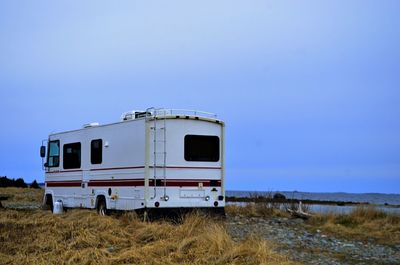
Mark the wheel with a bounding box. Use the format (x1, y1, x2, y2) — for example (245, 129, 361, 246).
(97, 199, 107, 216)
(44, 195, 53, 212)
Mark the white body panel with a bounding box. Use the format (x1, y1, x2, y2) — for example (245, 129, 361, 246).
(44, 111, 225, 212)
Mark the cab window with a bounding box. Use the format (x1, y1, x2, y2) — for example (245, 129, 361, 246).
(47, 140, 60, 167)
(63, 142, 81, 169)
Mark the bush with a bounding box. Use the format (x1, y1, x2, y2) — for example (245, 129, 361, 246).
(0, 176, 28, 188)
(15, 178, 27, 188)
(273, 193, 286, 200)
(334, 215, 360, 228)
(30, 180, 40, 189)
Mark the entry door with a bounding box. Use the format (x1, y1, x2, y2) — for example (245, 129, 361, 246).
(82, 170, 90, 208)
(63, 142, 85, 207)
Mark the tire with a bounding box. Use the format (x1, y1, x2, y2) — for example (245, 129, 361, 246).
(97, 198, 107, 216)
(44, 195, 53, 212)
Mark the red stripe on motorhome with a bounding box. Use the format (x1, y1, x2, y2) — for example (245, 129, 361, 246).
(90, 166, 145, 171)
(46, 170, 82, 174)
(46, 179, 221, 187)
(88, 179, 221, 187)
(46, 166, 221, 174)
(88, 179, 145, 187)
(151, 166, 222, 170)
(46, 181, 81, 187)
(149, 179, 221, 187)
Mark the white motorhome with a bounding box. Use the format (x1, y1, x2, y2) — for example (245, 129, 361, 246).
(40, 108, 225, 216)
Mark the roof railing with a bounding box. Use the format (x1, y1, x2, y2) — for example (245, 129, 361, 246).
(146, 108, 217, 119)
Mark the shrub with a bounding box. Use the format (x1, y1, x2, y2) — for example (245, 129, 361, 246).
(273, 193, 286, 200)
(30, 180, 40, 189)
(0, 176, 28, 188)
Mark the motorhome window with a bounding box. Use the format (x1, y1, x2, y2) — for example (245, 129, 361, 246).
(63, 142, 81, 169)
(184, 135, 220, 162)
(47, 140, 60, 167)
(91, 139, 102, 164)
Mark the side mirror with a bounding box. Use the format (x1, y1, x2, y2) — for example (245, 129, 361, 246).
(40, 146, 46, 158)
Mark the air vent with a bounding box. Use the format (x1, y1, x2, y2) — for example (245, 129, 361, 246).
(121, 110, 147, 121)
(83, 122, 99, 128)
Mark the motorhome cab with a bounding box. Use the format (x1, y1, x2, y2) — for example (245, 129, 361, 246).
(40, 108, 225, 216)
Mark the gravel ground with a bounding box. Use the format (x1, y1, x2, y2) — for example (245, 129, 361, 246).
(226, 214, 400, 265)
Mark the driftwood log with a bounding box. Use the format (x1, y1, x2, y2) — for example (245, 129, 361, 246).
(287, 201, 313, 219)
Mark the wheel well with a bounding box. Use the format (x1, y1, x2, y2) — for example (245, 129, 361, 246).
(45, 194, 53, 206)
(96, 195, 106, 209)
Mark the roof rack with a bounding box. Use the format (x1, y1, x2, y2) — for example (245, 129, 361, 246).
(145, 108, 217, 119)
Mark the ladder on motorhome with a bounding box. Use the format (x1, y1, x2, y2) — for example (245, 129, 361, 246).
(146, 108, 167, 200)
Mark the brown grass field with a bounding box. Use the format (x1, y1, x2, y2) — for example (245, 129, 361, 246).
(225, 204, 290, 218)
(305, 205, 400, 246)
(226, 203, 400, 246)
(0, 187, 44, 207)
(0, 188, 298, 265)
(1, 187, 399, 264)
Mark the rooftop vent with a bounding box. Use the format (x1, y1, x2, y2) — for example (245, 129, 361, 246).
(83, 122, 100, 128)
(121, 110, 147, 121)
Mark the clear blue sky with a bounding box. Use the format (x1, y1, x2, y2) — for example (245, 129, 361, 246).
(1, 1, 399, 193)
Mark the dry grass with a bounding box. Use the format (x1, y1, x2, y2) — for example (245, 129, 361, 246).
(0, 187, 44, 207)
(0, 210, 298, 265)
(306, 205, 400, 245)
(227, 203, 400, 246)
(226, 204, 290, 218)
(0, 187, 299, 265)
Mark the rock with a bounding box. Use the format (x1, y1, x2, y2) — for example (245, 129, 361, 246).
(290, 218, 304, 225)
(273, 193, 286, 200)
(342, 243, 355, 248)
(107, 246, 115, 253)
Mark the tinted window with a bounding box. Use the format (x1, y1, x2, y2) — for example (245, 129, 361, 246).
(47, 140, 60, 167)
(184, 135, 220, 162)
(91, 139, 102, 164)
(63, 142, 81, 169)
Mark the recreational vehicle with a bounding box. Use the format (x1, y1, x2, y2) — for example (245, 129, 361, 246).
(40, 108, 225, 216)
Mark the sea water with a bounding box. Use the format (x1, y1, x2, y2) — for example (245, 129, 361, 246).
(226, 190, 400, 214)
(226, 190, 400, 205)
